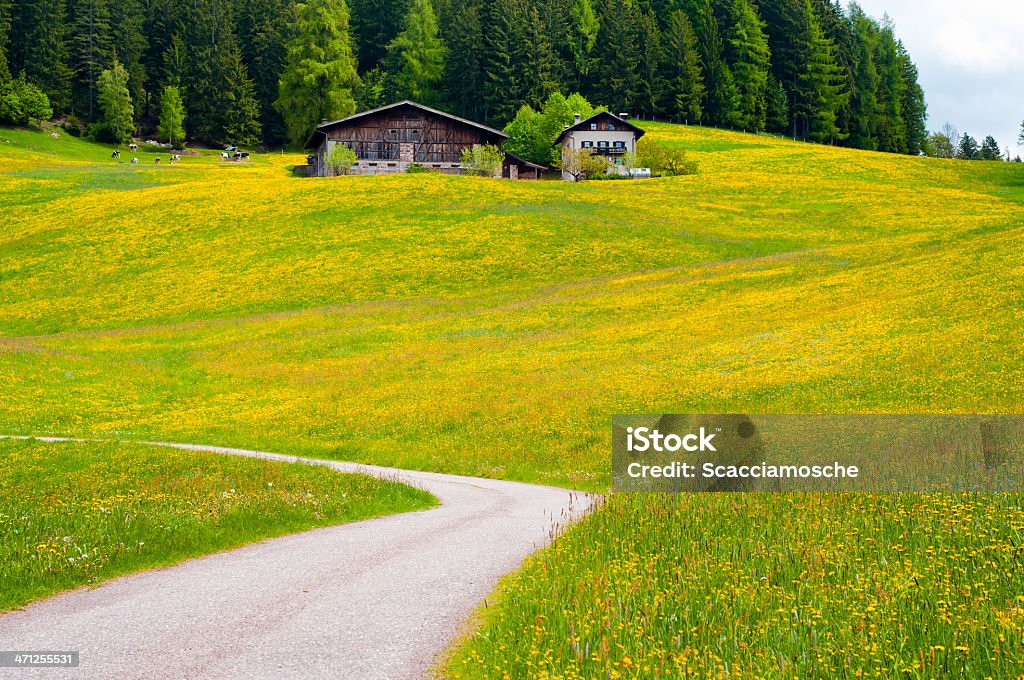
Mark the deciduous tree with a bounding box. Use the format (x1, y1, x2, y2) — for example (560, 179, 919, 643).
(276, 0, 360, 145)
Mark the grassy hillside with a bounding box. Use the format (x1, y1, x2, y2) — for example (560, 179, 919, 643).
(1, 123, 1021, 486)
(3, 122, 1024, 675)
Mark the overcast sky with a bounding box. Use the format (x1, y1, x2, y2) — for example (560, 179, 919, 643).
(850, 0, 1024, 155)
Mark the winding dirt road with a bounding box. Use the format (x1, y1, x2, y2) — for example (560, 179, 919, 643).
(0, 439, 595, 679)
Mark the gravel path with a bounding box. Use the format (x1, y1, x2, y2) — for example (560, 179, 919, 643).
(0, 439, 595, 679)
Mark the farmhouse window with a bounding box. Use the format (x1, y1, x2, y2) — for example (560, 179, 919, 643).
(609, 124, 616, 130)
(614, 141, 625, 148)
(590, 123, 597, 130)
(598, 141, 609, 148)
(582, 141, 593, 148)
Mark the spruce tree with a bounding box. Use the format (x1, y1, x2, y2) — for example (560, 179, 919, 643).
(222, 47, 262, 145)
(157, 84, 185, 146)
(69, 0, 113, 119)
(568, 0, 599, 90)
(873, 17, 906, 153)
(765, 74, 788, 131)
(10, 0, 72, 110)
(162, 34, 187, 90)
(679, 0, 737, 127)
(846, 4, 879, 149)
(979, 135, 1001, 161)
(718, 0, 770, 131)
(97, 60, 134, 142)
(276, 0, 360, 145)
(957, 133, 979, 160)
(248, 18, 289, 146)
(0, 0, 11, 80)
(661, 9, 704, 124)
(591, 0, 640, 114)
(387, 0, 446, 104)
(350, 0, 411, 70)
(898, 43, 926, 155)
(635, 9, 662, 119)
(441, 0, 484, 119)
(108, 0, 146, 119)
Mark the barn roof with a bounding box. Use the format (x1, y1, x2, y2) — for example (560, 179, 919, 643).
(553, 111, 646, 145)
(304, 100, 508, 148)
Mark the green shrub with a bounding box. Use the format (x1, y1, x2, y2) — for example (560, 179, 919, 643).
(325, 143, 357, 176)
(460, 143, 504, 177)
(637, 137, 698, 176)
(0, 75, 53, 126)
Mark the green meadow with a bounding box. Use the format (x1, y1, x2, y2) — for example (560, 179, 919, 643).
(0, 438, 434, 612)
(2, 122, 1024, 675)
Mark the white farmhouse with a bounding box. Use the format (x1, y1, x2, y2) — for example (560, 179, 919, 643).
(555, 111, 646, 181)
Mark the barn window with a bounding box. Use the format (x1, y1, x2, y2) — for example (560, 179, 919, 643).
(411, 130, 420, 140)
(389, 129, 399, 140)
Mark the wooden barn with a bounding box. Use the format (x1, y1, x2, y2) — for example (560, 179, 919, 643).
(304, 100, 540, 178)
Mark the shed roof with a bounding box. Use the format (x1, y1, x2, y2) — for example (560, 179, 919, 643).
(503, 151, 548, 171)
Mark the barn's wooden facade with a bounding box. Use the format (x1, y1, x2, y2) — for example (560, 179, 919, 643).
(305, 101, 518, 177)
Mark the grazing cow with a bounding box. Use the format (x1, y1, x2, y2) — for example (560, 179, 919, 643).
(131, 157, 139, 164)
(221, 152, 230, 161)
(155, 158, 161, 165)
(169, 155, 181, 164)
(111, 150, 121, 159)
(129, 143, 138, 151)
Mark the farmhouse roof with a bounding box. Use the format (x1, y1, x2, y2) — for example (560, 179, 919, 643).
(304, 100, 509, 148)
(553, 111, 646, 145)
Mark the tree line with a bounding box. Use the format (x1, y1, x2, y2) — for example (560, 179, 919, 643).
(0, 0, 929, 154)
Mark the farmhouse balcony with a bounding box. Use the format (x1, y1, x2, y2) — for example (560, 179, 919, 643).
(591, 147, 627, 156)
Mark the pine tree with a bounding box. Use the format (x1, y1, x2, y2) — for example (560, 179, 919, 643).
(568, 0, 599, 90)
(247, 17, 289, 145)
(97, 60, 134, 142)
(805, 6, 847, 144)
(0, 0, 11, 80)
(846, 4, 879, 149)
(957, 133, 979, 161)
(898, 42, 926, 155)
(350, 0, 410, 70)
(661, 9, 704, 123)
(634, 9, 662, 119)
(591, 0, 640, 114)
(69, 0, 113, 118)
(873, 17, 906, 153)
(679, 0, 737, 127)
(480, 0, 558, 125)
(276, 0, 360, 145)
(110, 0, 146, 118)
(441, 0, 484, 119)
(9, 0, 72, 110)
(765, 74, 788, 131)
(222, 47, 262, 145)
(162, 34, 187, 90)
(181, 0, 237, 144)
(979, 135, 1001, 161)
(387, 0, 446, 104)
(811, 0, 853, 136)
(157, 84, 185, 145)
(718, 0, 770, 131)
